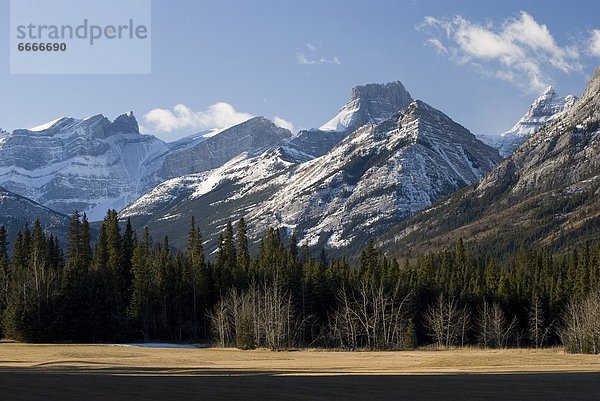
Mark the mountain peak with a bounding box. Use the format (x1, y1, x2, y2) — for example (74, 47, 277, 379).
(503, 86, 576, 138)
(350, 81, 411, 102)
(320, 80, 413, 132)
(108, 112, 140, 136)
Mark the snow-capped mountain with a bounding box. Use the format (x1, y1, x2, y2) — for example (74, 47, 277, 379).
(252, 100, 501, 250)
(289, 81, 414, 157)
(120, 147, 299, 246)
(478, 87, 576, 157)
(320, 81, 413, 132)
(156, 116, 292, 178)
(389, 68, 600, 255)
(0, 115, 292, 221)
(123, 97, 501, 252)
(0, 113, 168, 221)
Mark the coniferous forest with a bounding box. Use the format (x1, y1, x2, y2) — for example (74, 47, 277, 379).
(1, 210, 600, 354)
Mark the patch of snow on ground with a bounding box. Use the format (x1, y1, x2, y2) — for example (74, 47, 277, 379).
(110, 343, 208, 349)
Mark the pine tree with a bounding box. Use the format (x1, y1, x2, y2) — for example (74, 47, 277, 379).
(129, 227, 153, 340)
(236, 217, 250, 272)
(186, 217, 207, 339)
(224, 220, 237, 271)
(0, 226, 9, 337)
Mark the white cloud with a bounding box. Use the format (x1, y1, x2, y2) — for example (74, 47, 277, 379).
(272, 116, 295, 132)
(306, 43, 317, 51)
(419, 11, 583, 93)
(143, 102, 295, 141)
(144, 103, 253, 136)
(296, 52, 341, 66)
(590, 29, 600, 57)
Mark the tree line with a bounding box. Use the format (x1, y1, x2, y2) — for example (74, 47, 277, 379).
(0, 210, 599, 353)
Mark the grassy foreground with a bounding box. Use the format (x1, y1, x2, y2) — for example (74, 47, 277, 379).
(1, 344, 599, 376)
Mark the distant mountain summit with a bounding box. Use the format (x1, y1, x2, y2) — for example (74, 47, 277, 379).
(290, 81, 414, 157)
(478, 86, 576, 157)
(320, 81, 414, 132)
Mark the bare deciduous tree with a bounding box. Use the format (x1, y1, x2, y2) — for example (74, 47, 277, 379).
(561, 289, 600, 354)
(478, 301, 517, 348)
(424, 294, 470, 349)
(329, 281, 413, 350)
(528, 295, 553, 349)
(208, 278, 304, 350)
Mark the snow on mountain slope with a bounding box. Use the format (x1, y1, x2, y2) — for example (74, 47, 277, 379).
(156, 117, 292, 179)
(0, 113, 169, 221)
(120, 147, 298, 248)
(0, 115, 293, 221)
(124, 99, 501, 252)
(29, 117, 67, 132)
(290, 81, 414, 158)
(478, 87, 576, 157)
(388, 68, 600, 255)
(251, 100, 501, 249)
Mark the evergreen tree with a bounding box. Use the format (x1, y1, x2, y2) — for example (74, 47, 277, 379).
(129, 227, 154, 340)
(0, 226, 9, 337)
(186, 217, 207, 339)
(236, 217, 250, 272)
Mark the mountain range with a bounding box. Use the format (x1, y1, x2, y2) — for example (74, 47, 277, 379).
(1, 69, 598, 258)
(120, 86, 500, 252)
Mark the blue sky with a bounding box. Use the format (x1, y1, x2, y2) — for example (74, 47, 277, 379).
(1, 0, 599, 141)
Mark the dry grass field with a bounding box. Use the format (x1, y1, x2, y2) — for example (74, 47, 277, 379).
(1, 344, 600, 400)
(0, 343, 599, 375)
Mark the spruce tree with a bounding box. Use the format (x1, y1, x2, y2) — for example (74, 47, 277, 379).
(236, 217, 250, 272)
(186, 217, 207, 339)
(0, 226, 9, 336)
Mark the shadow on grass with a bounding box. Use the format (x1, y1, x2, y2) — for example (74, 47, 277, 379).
(0, 367, 599, 401)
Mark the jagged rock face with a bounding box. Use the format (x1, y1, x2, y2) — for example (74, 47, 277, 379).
(288, 129, 347, 158)
(120, 147, 297, 250)
(0, 115, 293, 221)
(123, 99, 501, 252)
(478, 87, 576, 157)
(253, 100, 501, 249)
(480, 69, 600, 198)
(290, 81, 414, 158)
(389, 68, 600, 255)
(0, 186, 70, 244)
(0, 113, 169, 221)
(157, 117, 292, 178)
(320, 81, 414, 132)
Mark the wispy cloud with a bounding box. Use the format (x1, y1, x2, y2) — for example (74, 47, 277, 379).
(590, 29, 600, 57)
(142, 103, 295, 141)
(418, 12, 586, 93)
(296, 52, 341, 65)
(426, 38, 448, 54)
(296, 43, 341, 66)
